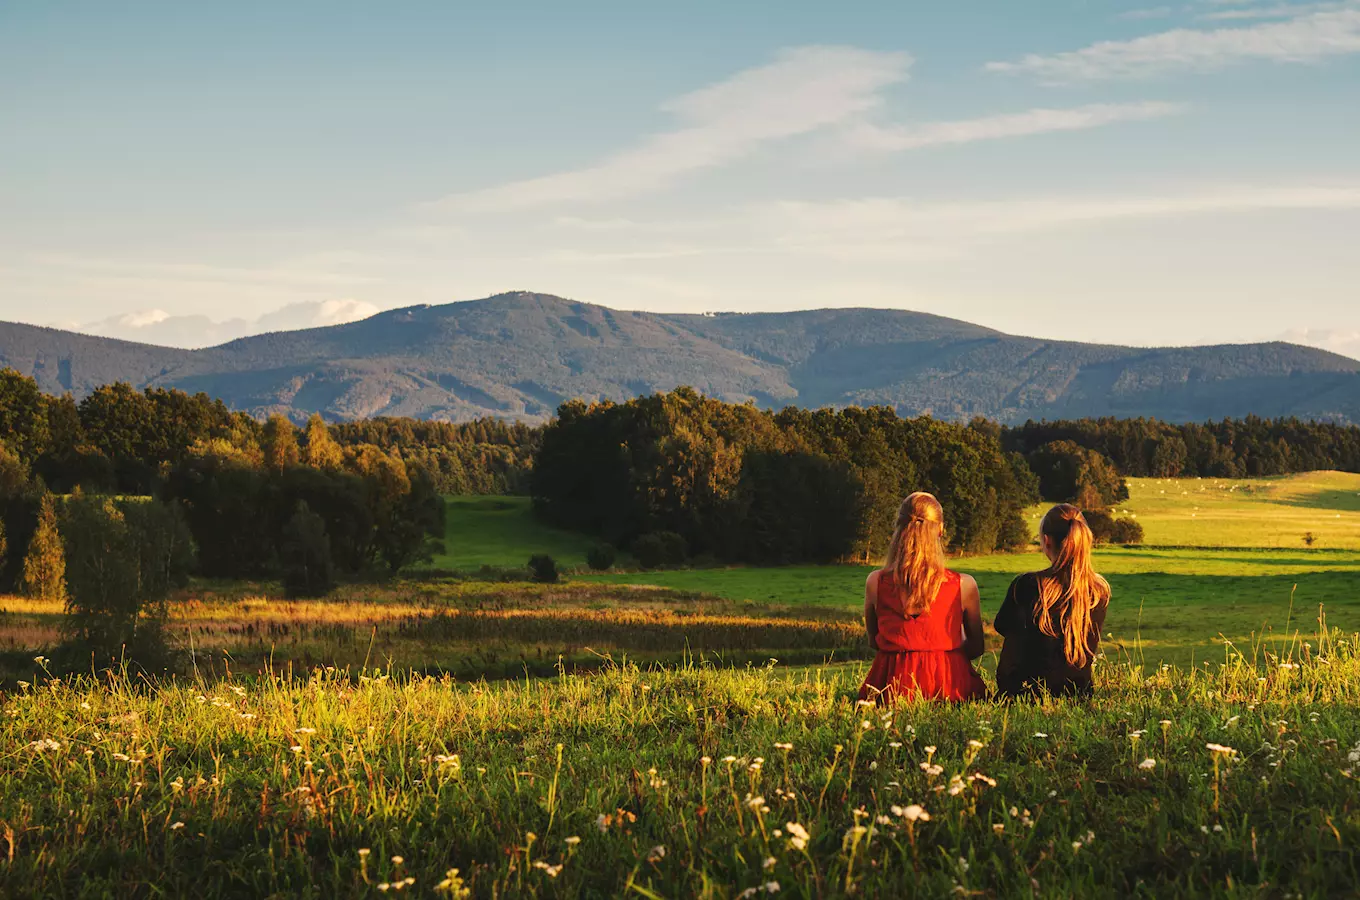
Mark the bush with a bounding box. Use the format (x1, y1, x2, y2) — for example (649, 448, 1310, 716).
(280, 502, 335, 598)
(586, 544, 617, 571)
(528, 554, 559, 584)
(633, 531, 688, 569)
(1084, 510, 1115, 544)
(1108, 517, 1145, 545)
(59, 494, 193, 663)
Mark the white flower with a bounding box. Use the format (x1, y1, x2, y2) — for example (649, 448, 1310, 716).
(565, 836, 581, 846)
(170, 822, 185, 831)
(1206, 743, 1238, 755)
(1033, 732, 1048, 739)
(901, 805, 930, 822)
(785, 822, 810, 850)
(1139, 758, 1157, 770)
(647, 845, 666, 863)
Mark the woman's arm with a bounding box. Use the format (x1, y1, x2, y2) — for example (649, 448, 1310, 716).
(863, 570, 881, 651)
(959, 574, 985, 660)
(993, 577, 1020, 637)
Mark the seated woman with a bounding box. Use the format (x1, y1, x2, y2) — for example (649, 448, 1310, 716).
(858, 492, 987, 704)
(995, 504, 1111, 699)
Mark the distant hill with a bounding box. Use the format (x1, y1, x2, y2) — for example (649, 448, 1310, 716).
(2, 291, 1357, 424)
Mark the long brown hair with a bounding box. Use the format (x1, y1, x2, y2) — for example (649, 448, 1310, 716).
(882, 492, 948, 615)
(1036, 504, 1111, 666)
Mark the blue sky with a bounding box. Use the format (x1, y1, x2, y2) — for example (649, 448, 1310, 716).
(2, 0, 1358, 354)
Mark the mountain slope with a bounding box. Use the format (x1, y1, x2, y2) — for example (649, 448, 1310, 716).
(2, 292, 1357, 424)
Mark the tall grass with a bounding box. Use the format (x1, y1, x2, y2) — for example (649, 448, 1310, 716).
(3, 621, 1358, 897)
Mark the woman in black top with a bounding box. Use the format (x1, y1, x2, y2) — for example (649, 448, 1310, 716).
(995, 504, 1111, 699)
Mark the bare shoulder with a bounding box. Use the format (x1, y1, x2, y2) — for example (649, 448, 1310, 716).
(958, 572, 979, 592)
(865, 569, 882, 589)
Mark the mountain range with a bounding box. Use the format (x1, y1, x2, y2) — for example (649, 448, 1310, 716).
(2, 291, 1358, 425)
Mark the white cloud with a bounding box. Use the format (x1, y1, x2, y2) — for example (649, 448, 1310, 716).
(1199, 2, 1347, 21)
(751, 183, 1360, 260)
(1119, 7, 1176, 21)
(75, 298, 380, 348)
(986, 6, 1360, 81)
(430, 46, 912, 212)
(1280, 327, 1360, 359)
(845, 101, 1188, 152)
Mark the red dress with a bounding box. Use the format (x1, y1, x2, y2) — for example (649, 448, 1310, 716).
(858, 569, 987, 703)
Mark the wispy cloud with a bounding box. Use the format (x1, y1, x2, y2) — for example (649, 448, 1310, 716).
(1198, 2, 1347, 21)
(986, 6, 1360, 81)
(845, 101, 1188, 152)
(753, 183, 1360, 259)
(1119, 7, 1176, 21)
(429, 46, 912, 212)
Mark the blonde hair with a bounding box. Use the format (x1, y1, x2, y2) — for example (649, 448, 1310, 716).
(1036, 504, 1111, 667)
(882, 492, 948, 616)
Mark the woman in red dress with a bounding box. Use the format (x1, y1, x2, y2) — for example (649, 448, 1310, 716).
(858, 492, 987, 704)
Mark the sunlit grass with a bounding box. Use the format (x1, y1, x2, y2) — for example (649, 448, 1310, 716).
(3, 630, 1359, 897)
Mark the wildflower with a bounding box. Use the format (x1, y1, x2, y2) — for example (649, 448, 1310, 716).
(171, 821, 185, 831)
(901, 805, 930, 822)
(773, 742, 793, 751)
(295, 727, 317, 735)
(971, 772, 997, 787)
(1072, 841, 1083, 852)
(1139, 758, 1157, 770)
(920, 763, 944, 777)
(700, 756, 711, 765)
(647, 845, 666, 863)
(33, 656, 48, 666)
(968, 739, 984, 749)
(888, 741, 902, 749)
(596, 814, 610, 833)
(358, 849, 371, 858)
(876, 815, 893, 825)
(992, 823, 1005, 834)
(1206, 743, 1238, 756)
(391, 856, 404, 866)
(722, 756, 737, 764)
(532, 861, 563, 877)
(1225, 716, 1240, 728)
(27, 738, 61, 753)
(565, 836, 581, 846)
(861, 720, 873, 731)
(785, 822, 810, 850)
(1033, 732, 1048, 739)
(924, 745, 937, 754)
(435, 869, 470, 897)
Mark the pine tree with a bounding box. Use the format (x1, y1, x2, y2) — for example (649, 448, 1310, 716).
(21, 492, 66, 602)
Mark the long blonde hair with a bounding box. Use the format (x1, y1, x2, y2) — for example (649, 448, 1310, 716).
(1036, 504, 1111, 666)
(882, 492, 948, 615)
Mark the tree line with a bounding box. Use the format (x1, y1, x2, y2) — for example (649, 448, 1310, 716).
(1000, 416, 1360, 479)
(531, 389, 1040, 566)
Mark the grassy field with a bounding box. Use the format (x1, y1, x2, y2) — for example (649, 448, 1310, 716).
(4, 474, 1360, 896)
(3, 644, 1358, 897)
(428, 497, 607, 570)
(1110, 471, 1360, 549)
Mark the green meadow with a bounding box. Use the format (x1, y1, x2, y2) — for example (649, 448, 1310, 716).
(4, 473, 1360, 897)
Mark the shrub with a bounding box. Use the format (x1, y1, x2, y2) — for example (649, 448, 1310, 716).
(528, 554, 559, 584)
(280, 502, 335, 598)
(59, 495, 193, 662)
(586, 544, 617, 571)
(21, 493, 66, 601)
(632, 531, 689, 569)
(1083, 509, 1115, 544)
(1303, 532, 1317, 547)
(1108, 518, 1145, 545)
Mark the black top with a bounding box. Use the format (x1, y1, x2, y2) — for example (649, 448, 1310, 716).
(994, 573, 1108, 699)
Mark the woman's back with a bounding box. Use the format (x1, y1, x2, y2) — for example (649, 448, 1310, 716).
(995, 572, 1109, 698)
(873, 569, 965, 652)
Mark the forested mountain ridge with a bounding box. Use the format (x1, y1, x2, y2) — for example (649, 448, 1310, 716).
(2, 291, 1357, 424)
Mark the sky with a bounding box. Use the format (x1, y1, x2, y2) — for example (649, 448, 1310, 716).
(2, 0, 1359, 356)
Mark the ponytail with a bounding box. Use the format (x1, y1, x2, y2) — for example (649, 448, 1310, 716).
(883, 492, 948, 615)
(1036, 504, 1111, 667)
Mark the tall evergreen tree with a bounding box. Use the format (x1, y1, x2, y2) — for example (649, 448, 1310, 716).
(21, 492, 66, 602)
